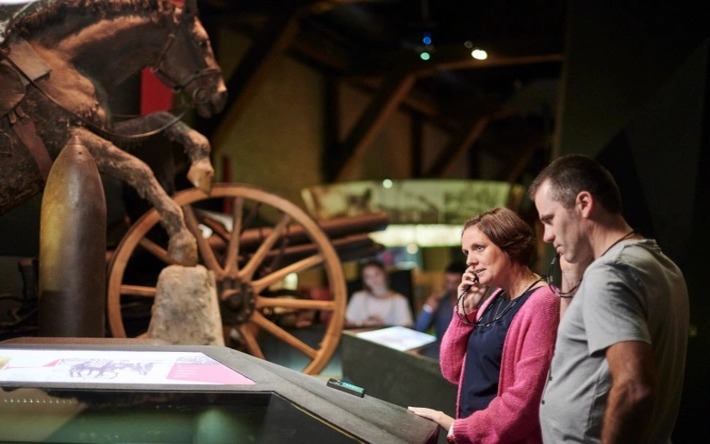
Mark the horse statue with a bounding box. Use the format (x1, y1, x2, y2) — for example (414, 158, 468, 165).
(0, 0, 227, 266)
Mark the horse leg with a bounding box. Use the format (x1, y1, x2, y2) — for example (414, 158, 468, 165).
(113, 112, 214, 194)
(71, 128, 198, 266)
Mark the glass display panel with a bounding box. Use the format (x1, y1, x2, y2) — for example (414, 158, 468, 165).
(0, 388, 361, 443)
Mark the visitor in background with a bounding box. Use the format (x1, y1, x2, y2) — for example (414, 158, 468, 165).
(345, 259, 413, 328)
(414, 261, 480, 359)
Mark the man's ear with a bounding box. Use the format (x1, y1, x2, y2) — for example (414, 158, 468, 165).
(575, 191, 594, 218)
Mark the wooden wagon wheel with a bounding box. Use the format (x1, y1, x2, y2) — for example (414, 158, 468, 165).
(107, 183, 346, 374)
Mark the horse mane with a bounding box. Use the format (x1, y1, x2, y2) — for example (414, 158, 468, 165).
(6, 0, 178, 40)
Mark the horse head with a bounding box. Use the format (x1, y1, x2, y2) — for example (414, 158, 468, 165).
(152, 0, 227, 118)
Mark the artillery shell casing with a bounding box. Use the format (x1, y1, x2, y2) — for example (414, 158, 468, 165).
(38, 136, 106, 337)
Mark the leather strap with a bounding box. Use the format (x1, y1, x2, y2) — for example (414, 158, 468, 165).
(12, 111, 52, 181)
(2, 39, 53, 181)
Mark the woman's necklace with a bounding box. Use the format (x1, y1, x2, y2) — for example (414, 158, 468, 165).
(492, 295, 512, 320)
(600, 229, 636, 257)
(476, 276, 543, 327)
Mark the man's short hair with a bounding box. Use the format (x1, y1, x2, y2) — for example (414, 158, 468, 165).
(528, 154, 623, 213)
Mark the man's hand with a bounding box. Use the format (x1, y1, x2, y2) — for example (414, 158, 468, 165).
(423, 293, 441, 312)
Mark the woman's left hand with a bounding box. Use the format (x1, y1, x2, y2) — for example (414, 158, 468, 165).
(407, 406, 453, 430)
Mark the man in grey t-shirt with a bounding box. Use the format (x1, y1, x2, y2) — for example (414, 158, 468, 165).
(528, 155, 689, 443)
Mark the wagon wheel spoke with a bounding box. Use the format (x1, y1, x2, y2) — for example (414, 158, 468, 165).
(251, 253, 325, 294)
(237, 324, 265, 359)
(251, 311, 317, 359)
(118, 285, 156, 298)
(239, 213, 291, 280)
(183, 205, 223, 273)
(196, 211, 230, 241)
(223, 196, 243, 276)
(138, 237, 173, 265)
(257, 297, 335, 312)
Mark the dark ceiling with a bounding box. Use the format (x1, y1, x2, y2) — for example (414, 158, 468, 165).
(200, 0, 568, 181)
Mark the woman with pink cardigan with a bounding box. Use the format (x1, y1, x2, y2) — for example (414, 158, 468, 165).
(409, 208, 559, 443)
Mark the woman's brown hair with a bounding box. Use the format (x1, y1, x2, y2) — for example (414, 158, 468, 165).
(462, 207, 535, 265)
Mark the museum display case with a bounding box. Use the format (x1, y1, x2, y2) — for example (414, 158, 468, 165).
(0, 339, 438, 443)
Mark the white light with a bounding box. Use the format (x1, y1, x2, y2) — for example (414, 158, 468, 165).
(369, 224, 464, 247)
(283, 273, 298, 290)
(197, 224, 213, 239)
(382, 179, 393, 189)
(471, 49, 488, 60)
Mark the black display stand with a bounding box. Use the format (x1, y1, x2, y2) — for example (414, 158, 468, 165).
(0, 338, 438, 444)
(341, 329, 457, 444)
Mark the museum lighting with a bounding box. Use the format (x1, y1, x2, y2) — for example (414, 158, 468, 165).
(421, 31, 432, 46)
(471, 48, 488, 60)
(369, 224, 463, 247)
(301, 179, 526, 247)
(416, 30, 434, 61)
(463, 41, 488, 60)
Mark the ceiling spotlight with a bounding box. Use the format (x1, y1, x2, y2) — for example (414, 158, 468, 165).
(471, 48, 488, 60)
(416, 30, 434, 61)
(422, 31, 432, 46)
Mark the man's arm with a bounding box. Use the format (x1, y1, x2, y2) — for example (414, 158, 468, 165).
(602, 340, 657, 444)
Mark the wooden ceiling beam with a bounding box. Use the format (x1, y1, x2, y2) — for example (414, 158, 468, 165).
(354, 46, 563, 78)
(424, 109, 520, 177)
(432, 52, 563, 73)
(504, 133, 548, 183)
(333, 69, 417, 182)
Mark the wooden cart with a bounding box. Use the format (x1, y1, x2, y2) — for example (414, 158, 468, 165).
(106, 183, 387, 374)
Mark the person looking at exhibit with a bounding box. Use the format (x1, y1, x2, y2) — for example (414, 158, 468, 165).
(408, 207, 558, 443)
(529, 154, 689, 443)
(345, 259, 413, 328)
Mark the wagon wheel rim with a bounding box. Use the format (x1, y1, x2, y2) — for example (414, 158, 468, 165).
(107, 183, 346, 375)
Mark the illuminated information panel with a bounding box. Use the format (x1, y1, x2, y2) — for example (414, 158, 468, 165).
(0, 349, 254, 385)
(0, 342, 439, 444)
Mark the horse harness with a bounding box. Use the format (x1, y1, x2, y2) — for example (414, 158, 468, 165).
(0, 7, 219, 183)
(0, 37, 194, 183)
(150, 9, 222, 100)
(0, 39, 53, 182)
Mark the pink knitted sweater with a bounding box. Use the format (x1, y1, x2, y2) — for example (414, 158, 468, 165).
(439, 286, 559, 444)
